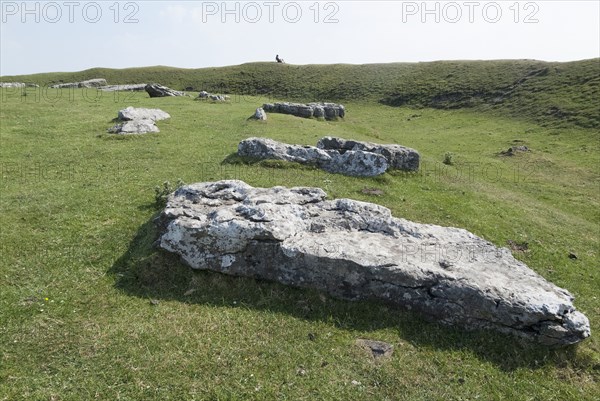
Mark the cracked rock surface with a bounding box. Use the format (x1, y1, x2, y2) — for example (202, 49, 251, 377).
(117, 106, 171, 122)
(99, 84, 147, 92)
(238, 137, 388, 177)
(145, 83, 185, 97)
(108, 106, 170, 135)
(262, 102, 345, 120)
(156, 180, 590, 346)
(50, 78, 107, 88)
(317, 136, 420, 172)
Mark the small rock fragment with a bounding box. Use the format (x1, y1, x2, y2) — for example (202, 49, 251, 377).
(356, 339, 394, 359)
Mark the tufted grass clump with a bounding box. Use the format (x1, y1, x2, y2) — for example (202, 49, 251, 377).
(154, 179, 186, 206)
(443, 151, 454, 165)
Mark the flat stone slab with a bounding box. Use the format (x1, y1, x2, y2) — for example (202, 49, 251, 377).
(262, 102, 345, 120)
(117, 106, 170, 122)
(108, 120, 159, 134)
(108, 106, 170, 134)
(51, 78, 107, 88)
(196, 91, 230, 101)
(145, 83, 185, 97)
(156, 180, 591, 346)
(317, 137, 420, 172)
(99, 84, 147, 92)
(0, 82, 25, 88)
(238, 137, 388, 177)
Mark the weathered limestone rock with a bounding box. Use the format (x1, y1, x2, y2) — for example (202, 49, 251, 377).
(325, 151, 388, 177)
(0, 82, 25, 88)
(239, 137, 330, 164)
(51, 82, 78, 89)
(99, 84, 147, 92)
(108, 106, 170, 134)
(500, 146, 531, 156)
(317, 137, 420, 171)
(250, 108, 267, 121)
(156, 180, 591, 346)
(196, 91, 230, 101)
(238, 137, 388, 177)
(1, 82, 38, 88)
(117, 106, 170, 122)
(237, 136, 419, 175)
(79, 78, 107, 88)
(145, 83, 185, 97)
(108, 120, 159, 134)
(356, 339, 394, 359)
(51, 78, 107, 88)
(262, 102, 345, 120)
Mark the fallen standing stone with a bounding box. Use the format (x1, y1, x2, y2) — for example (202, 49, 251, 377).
(317, 136, 420, 171)
(156, 180, 591, 346)
(0, 82, 25, 88)
(238, 137, 388, 177)
(99, 84, 147, 92)
(108, 106, 170, 135)
(108, 120, 159, 134)
(262, 102, 345, 120)
(145, 83, 185, 97)
(196, 91, 230, 102)
(51, 78, 107, 88)
(118, 106, 171, 122)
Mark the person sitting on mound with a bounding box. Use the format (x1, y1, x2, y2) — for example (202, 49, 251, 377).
(275, 54, 285, 63)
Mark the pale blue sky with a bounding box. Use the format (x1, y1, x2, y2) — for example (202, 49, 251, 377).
(1, 1, 599, 76)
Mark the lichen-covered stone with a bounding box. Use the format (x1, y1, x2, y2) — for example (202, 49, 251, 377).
(156, 180, 591, 346)
(317, 137, 420, 171)
(51, 78, 107, 88)
(108, 120, 159, 134)
(262, 102, 345, 120)
(108, 106, 170, 134)
(117, 106, 170, 122)
(238, 137, 388, 177)
(145, 83, 185, 97)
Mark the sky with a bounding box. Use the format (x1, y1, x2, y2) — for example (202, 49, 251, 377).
(1, 0, 599, 76)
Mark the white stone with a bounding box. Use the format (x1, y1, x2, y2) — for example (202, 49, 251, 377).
(156, 180, 591, 346)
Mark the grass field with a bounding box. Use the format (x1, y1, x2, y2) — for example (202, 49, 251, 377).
(4, 59, 599, 129)
(0, 60, 599, 400)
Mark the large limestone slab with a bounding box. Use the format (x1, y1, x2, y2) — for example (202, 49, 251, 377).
(99, 84, 147, 92)
(317, 137, 420, 172)
(156, 180, 590, 346)
(262, 102, 345, 120)
(108, 120, 159, 134)
(117, 106, 171, 122)
(0, 82, 25, 88)
(108, 106, 170, 134)
(1, 82, 38, 88)
(197, 91, 230, 101)
(51, 78, 107, 88)
(238, 137, 388, 177)
(145, 83, 185, 97)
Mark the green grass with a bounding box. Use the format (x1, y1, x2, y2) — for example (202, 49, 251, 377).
(0, 81, 599, 400)
(2, 58, 599, 129)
